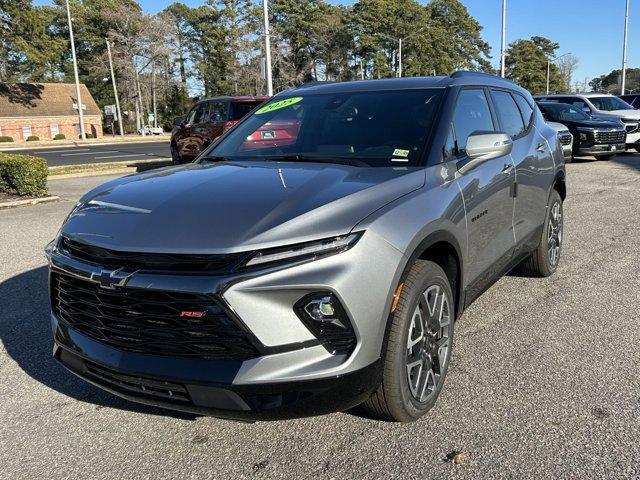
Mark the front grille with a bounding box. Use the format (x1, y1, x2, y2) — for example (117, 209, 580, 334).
(559, 133, 572, 146)
(52, 272, 260, 360)
(60, 236, 246, 273)
(625, 123, 639, 134)
(594, 130, 626, 144)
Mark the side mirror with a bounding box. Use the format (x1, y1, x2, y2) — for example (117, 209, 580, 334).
(459, 131, 512, 174)
(173, 116, 184, 127)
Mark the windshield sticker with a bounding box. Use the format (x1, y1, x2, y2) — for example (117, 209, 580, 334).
(392, 148, 410, 158)
(255, 97, 303, 115)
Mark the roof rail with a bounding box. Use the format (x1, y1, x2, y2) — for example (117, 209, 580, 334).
(296, 81, 336, 89)
(451, 70, 519, 85)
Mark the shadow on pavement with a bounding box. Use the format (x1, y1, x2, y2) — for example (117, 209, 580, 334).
(611, 151, 640, 172)
(0, 266, 196, 420)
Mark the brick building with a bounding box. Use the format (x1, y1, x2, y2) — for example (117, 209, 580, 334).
(0, 83, 103, 142)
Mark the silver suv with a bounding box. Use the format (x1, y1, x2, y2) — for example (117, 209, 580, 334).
(536, 93, 640, 152)
(47, 72, 566, 422)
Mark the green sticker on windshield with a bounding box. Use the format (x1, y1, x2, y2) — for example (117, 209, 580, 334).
(255, 97, 303, 115)
(393, 149, 410, 158)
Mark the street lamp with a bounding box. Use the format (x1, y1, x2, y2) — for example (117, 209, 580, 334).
(621, 0, 630, 94)
(262, 0, 273, 96)
(65, 0, 85, 140)
(500, 0, 506, 77)
(374, 30, 428, 78)
(546, 52, 572, 95)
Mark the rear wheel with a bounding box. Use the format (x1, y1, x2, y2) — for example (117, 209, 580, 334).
(518, 189, 563, 277)
(362, 260, 454, 422)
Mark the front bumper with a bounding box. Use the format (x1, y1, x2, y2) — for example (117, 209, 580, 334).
(576, 142, 626, 155)
(53, 320, 381, 420)
(48, 230, 403, 419)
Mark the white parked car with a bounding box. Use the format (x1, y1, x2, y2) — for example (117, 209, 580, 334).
(138, 125, 164, 136)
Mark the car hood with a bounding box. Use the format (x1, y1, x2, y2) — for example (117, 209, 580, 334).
(562, 118, 625, 130)
(593, 109, 640, 121)
(62, 161, 424, 253)
(546, 121, 570, 133)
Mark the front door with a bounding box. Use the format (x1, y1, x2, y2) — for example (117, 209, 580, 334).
(447, 88, 516, 301)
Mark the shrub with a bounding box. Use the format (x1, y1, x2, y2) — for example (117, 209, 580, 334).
(0, 136, 13, 143)
(54, 133, 66, 140)
(81, 133, 95, 139)
(26, 135, 40, 142)
(0, 153, 48, 196)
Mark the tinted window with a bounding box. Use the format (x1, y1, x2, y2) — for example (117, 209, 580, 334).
(207, 89, 443, 167)
(538, 103, 590, 121)
(450, 89, 494, 156)
(513, 93, 534, 127)
(192, 102, 210, 124)
(492, 90, 525, 138)
(230, 101, 263, 120)
(211, 101, 228, 122)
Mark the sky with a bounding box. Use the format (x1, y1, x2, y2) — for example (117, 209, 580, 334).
(37, 0, 639, 89)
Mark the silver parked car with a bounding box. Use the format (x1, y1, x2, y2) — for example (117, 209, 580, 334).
(547, 121, 574, 161)
(47, 72, 566, 422)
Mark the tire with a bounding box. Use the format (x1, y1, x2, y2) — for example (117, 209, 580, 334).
(362, 260, 454, 422)
(518, 189, 563, 277)
(596, 154, 615, 160)
(170, 143, 182, 164)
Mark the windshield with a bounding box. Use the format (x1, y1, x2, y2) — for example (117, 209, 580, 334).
(540, 103, 590, 121)
(203, 89, 443, 167)
(589, 96, 633, 111)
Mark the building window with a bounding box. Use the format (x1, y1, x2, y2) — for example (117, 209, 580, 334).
(23, 125, 32, 139)
(50, 124, 59, 138)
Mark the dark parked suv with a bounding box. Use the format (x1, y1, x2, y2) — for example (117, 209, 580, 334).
(47, 72, 566, 422)
(619, 94, 640, 109)
(171, 96, 268, 163)
(537, 101, 626, 159)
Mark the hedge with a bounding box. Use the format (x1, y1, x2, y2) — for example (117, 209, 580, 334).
(0, 153, 48, 196)
(54, 133, 66, 140)
(26, 135, 40, 142)
(0, 136, 13, 143)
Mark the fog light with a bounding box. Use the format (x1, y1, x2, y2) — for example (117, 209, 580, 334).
(294, 292, 356, 355)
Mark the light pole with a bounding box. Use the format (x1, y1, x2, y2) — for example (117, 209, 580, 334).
(546, 52, 572, 95)
(621, 0, 630, 94)
(65, 0, 85, 140)
(500, 0, 506, 77)
(262, 0, 273, 96)
(105, 39, 124, 136)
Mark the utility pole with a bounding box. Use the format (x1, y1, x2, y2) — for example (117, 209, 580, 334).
(65, 0, 85, 139)
(546, 53, 571, 95)
(398, 38, 403, 78)
(105, 39, 124, 136)
(262, 0, 273, 96)
(152, 64, 157, 129)
(621, 0, 630, 94)
(500, 0, 507, 77)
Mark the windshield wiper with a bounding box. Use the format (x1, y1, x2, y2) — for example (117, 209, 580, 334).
(262, 154, 370, 168)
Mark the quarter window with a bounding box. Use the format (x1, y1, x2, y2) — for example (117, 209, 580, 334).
(448, 89, 494, 157)
(491, 90, 525, 138)
(513, 93, 534, 128)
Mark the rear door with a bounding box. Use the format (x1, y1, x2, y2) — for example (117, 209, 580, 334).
(450, 88, 516, 300)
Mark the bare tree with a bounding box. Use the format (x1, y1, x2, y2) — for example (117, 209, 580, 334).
(556, 54, 579, 91)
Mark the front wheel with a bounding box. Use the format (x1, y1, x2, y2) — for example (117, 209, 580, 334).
(362, 260, 454, 422)
(171, 143, 182, 164)
(518, 189, 563, 277)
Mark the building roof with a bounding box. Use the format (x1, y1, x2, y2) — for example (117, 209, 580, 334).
(0, 83, 101, 118)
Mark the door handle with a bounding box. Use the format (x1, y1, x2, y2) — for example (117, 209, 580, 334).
(537, 143, 546, 152)
(501, 163, 514, 174)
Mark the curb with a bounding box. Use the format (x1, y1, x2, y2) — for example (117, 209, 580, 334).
(0, 136, 169, 152)
(0, 195, 60, 209)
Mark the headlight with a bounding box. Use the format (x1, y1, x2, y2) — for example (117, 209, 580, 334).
(244, 232, 362, 267)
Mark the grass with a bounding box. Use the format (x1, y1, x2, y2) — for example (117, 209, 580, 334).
(48, 159, 173, 177)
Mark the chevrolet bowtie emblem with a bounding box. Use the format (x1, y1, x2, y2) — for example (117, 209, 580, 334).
(90, 268, 132, 290)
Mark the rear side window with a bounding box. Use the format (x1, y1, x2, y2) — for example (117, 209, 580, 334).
(513, 93, 534, 128)
(448, 89, 494, 157)
(491, 90, 525, 138)
(211, 101, 228, 122)
(230, 102, 262, 120)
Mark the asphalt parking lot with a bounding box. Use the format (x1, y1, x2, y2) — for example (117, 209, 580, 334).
(7, 140, 171, 167)
(1, 155, 639, 479)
